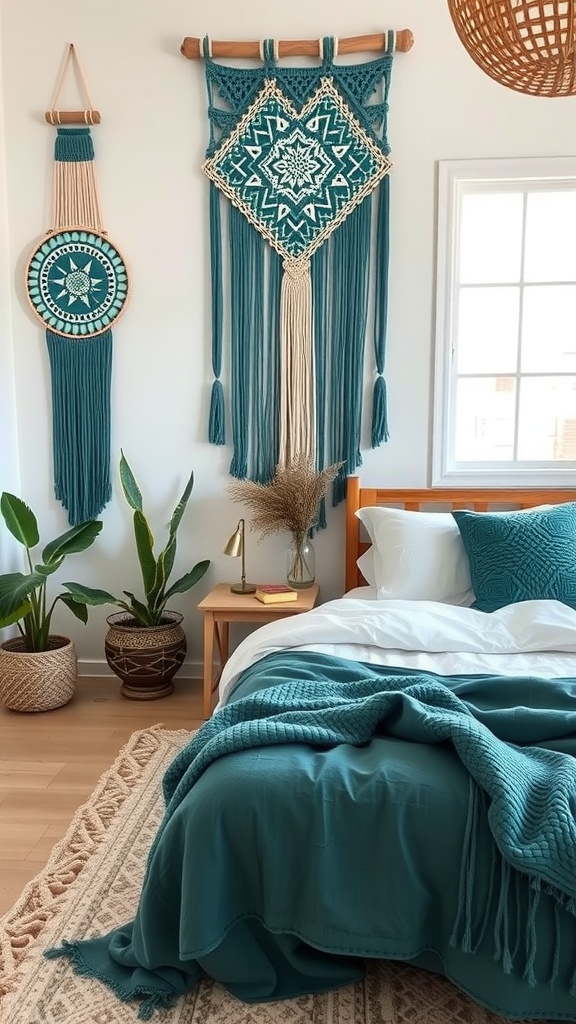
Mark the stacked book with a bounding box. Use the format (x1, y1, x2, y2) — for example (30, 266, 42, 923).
(254, 584, 298, 605)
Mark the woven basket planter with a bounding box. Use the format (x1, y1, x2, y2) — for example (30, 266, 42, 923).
(0, 635, 76, 712)
(105, 611, 186, 700)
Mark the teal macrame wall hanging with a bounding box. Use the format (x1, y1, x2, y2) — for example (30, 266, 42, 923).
(25, 45, 129, 525)
(189, 30, 408, 511)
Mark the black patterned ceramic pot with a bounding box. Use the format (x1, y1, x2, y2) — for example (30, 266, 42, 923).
(104, 611, 186, 700)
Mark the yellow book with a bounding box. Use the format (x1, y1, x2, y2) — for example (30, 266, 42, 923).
(254, 586, 298, 604)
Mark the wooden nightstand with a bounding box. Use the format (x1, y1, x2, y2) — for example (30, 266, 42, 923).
(197, 582, 320, 719)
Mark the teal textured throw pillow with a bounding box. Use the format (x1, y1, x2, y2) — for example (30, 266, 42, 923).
(452, 504, 576, 612)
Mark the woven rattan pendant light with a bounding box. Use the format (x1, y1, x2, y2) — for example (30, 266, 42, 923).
(447, 0, 576, 97)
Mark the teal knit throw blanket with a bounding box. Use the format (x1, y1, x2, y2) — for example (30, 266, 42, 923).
(48, 659, 576, 1019)
(161, 673, 576, 902)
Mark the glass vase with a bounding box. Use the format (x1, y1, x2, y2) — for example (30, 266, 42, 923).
(286, 532, 315, 589)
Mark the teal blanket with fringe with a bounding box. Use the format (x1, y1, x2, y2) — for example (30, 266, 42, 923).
(48, 653, 576, 1020)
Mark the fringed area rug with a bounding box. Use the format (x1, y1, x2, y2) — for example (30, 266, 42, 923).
(0, 725, 524, 1023)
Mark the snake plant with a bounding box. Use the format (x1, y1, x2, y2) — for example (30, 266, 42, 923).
(67, 452, 210, 626)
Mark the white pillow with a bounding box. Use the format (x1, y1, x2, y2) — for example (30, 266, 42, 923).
(355, 504, 553, 604)
(355, 506, 473, 603)
(357, 548, 377, 587)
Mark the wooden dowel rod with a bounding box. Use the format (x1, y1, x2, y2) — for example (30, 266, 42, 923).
(45, 110, 101, 125)
(181, 30, 414, 60)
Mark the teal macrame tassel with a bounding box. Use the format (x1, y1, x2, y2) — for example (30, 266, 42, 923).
(372, 175, 391, 447)
(249, 232, 267, 483)
(328, 199, 371, 506)
(46, 331, 112, 525)
(261, 249, 281, 482)
(312, 244, 329, 529)
(371, 374, 389, 446)
(228, 206, 266, 479)
(208, 380, 225, 445)
(208, 183, 225, 444)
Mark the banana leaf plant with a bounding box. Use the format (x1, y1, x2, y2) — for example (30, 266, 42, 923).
(0, 494, 103, 652)
(66, 452, 210, 627)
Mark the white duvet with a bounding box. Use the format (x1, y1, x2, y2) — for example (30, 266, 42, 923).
(217, 597, 576, 707)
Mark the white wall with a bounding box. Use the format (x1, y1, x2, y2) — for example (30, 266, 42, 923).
(2, 0, 576, 672)
(0, 24, 21, 616)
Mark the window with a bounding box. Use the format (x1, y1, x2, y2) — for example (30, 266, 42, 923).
(433, 157, 576, 487)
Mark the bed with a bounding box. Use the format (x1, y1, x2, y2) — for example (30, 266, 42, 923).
(50, 479, 576, 1021)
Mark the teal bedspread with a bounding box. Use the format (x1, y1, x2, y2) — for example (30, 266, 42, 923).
(49, 653, 576, 1020)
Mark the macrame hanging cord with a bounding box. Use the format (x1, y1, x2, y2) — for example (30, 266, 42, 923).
(201, 32, 395, 502)
(26, 45, 129, 525)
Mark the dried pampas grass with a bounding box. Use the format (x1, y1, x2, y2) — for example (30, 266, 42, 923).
(228, 457, 342, 538)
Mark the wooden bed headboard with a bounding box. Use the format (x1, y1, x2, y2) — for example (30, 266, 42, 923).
(345, 477, 576, 593)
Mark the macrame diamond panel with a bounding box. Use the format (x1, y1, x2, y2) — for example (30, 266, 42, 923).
(204, 78, 392, 261)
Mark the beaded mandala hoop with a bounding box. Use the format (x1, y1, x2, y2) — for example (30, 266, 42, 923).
(26, 228, 129, 339)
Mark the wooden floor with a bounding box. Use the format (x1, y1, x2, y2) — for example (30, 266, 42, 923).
(0, 675, 205, 917)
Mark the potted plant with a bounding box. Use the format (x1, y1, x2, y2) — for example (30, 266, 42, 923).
(67, 452, 210, 699)
(0, 494, 102, 712)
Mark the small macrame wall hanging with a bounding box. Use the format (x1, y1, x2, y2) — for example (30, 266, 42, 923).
(182, 29, 413, 513)
(25, 44, 129, 525)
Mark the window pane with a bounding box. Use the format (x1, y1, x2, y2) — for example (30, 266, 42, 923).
(518, 376, 576, 460)
(460, 193, 523, 284)
(524, 192, 576, 282)
(521, 285, 576, 373)
(457, 286, 519, 373)
(455, 378, 516, 461)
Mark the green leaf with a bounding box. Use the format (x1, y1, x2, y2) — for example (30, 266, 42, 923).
(62, 583, 117, 605)
(122, 591, 154, 626)
(59, 595, 88, 624)
(119, 451, 143, 512)
(0, 572, 45, 620)
(148, 550, 168, 611)
(133, 510, 156, 598)
(162, 560, 210, 602)
(168, 471, 194, 540)
(159, 536, 177, 589)
(0, 600, 31, 628)
(0, 493, 39, 549)
(42, 520, 103, 564)
(34, 558, 65, 577)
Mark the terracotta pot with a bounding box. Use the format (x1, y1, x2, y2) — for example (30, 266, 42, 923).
(0, 635, 76, 712)
(104, 611, 186, 700)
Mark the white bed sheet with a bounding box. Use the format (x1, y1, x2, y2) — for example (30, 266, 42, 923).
(346, 585, 475, 606)
(217, 596, 576, 708)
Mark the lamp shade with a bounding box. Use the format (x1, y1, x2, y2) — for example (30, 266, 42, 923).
(223, 525, 243, 558)
(447, 0, 576, 97)
(223, 519, 256, 594)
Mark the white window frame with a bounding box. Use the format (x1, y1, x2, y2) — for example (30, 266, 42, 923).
(432, 156, 576, 488)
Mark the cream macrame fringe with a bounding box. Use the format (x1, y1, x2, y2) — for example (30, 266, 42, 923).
(278, 257, 316, 466)
(52, 160, 104, 233)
